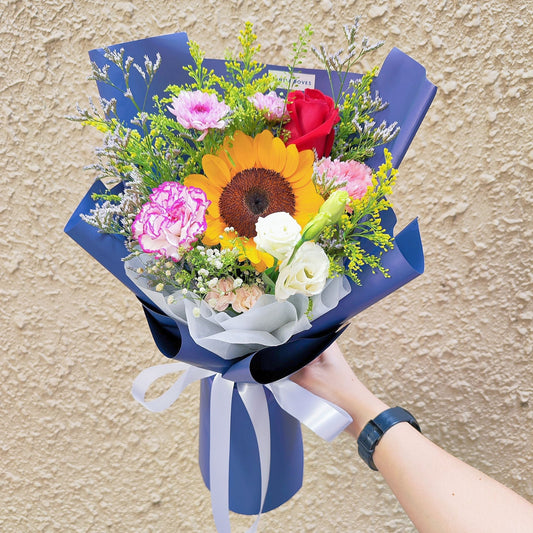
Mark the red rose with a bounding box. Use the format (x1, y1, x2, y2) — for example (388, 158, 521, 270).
(284, 89, 340, 158)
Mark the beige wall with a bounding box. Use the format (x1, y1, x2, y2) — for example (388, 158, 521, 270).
(2, 0, 531, 531)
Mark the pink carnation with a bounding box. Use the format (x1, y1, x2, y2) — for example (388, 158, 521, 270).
(232, 285, 264, 313)
(315, 158, 373, 200)
(248, 91, 288, 121)
(132, 182, 210, 261)
(205, 278, 236, 312)
(168, 90, 230, 136)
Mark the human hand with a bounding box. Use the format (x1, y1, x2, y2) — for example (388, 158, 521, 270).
(290, 342, 388, 437)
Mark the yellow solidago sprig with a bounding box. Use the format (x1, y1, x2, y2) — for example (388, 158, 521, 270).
(318, 149, 398, 284)
(214, 22, 280, 137)
(151, 23, 283, 178)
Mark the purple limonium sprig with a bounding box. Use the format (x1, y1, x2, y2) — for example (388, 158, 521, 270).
(248, 91, 288, 121)
(132, 182, 210, 261)
(168, 90, 231, 140)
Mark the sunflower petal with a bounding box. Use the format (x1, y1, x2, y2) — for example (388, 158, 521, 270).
(202, 154, 231, 187)
(262, 136, 287, 173)
(242, 241, 274, 272)
(284, 148, 315, 186)
(283, 143, 300, 176)
(227, 131, 256, 171)
(296, 149, 315, 173)
(219, 229, 237, 249)
(203, 214, 226, 245)
(217, 139, 235, 172)
(295, 184, 324, 212)
(288, 166, 315, 188)
(294, 211, 315, 229)
(258, 249, 275, 270)
(243, 240, 260, 263)
(254, 130, 276, 170)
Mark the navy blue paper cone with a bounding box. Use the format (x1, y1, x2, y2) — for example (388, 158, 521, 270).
(65, 180, 147, 300)
(366, 47, 437, 169)
(89, 32, 194, 126)
(199, 378, 303, 515)
(142, 300, 234, 375)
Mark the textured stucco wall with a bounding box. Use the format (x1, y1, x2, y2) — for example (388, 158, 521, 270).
(2, 1, 531, 531)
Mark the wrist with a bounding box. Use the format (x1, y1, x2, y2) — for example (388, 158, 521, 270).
(340, 384, 389, 438)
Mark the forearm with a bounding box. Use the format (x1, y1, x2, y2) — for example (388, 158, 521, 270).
(292, 344, 533, 532)
(372, 422, 533, 533)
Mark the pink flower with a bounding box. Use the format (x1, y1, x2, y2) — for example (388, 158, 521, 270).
(315, 158, 373, 200)
(248, 91, 288, 121)
(205, 278, 236, 312)
(168, 91, 230, 136)
(132, 182, 210, 261)
(232, 285, 264, 313)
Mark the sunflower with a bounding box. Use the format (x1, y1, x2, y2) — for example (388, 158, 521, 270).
(184, 130, 324, 271)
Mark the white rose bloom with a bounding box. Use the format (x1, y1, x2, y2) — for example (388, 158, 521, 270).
(254, 212, 302, 262)
(275, 241, 329, 300)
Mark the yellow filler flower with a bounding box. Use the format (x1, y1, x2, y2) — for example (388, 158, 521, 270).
(185, 130, 324, 271)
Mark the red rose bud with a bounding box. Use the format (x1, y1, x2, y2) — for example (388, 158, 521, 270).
(284, 89, 340, 158)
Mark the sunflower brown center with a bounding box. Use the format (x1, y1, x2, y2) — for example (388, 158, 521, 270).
(219, 168, 296, 238)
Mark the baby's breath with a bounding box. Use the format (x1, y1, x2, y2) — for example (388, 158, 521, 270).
(136, 245, 264, 299)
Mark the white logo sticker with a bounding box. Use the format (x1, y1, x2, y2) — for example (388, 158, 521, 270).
(268, 69, 316, 90)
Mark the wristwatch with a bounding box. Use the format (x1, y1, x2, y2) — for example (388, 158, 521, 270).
(357, 406, 421, 471)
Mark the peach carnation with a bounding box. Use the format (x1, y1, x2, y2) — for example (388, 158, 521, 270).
(232, 285, 265, 313)
(205, 278, 235, 312)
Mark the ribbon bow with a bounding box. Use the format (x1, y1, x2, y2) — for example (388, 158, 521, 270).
(132, 362, 352, 532)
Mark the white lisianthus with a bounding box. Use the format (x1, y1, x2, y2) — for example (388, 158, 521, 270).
(254, 212, 302, 262)
(275, 241, 329, 300)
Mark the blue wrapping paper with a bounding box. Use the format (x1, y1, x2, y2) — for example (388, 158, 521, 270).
(66, 32, 436, 515)
(199, 378, 303, 514)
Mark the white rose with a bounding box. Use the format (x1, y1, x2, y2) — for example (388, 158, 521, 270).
(275, 241, 329, 300)
(254, 212, 301, 262)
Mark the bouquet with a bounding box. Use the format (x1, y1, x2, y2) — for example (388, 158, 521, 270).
(66, 19, 436, 532)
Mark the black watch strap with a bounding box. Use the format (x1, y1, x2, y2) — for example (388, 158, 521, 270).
(357, 406, 421, 471)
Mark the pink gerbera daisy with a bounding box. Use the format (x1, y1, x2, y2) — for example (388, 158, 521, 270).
(248, 91, 288, 121)
(168, 90, 230, 139)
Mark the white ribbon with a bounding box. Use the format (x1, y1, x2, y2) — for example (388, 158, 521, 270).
(237, 382, 271, 533)
(131, 362, 352, 532)
(210, 375, 234, 533)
